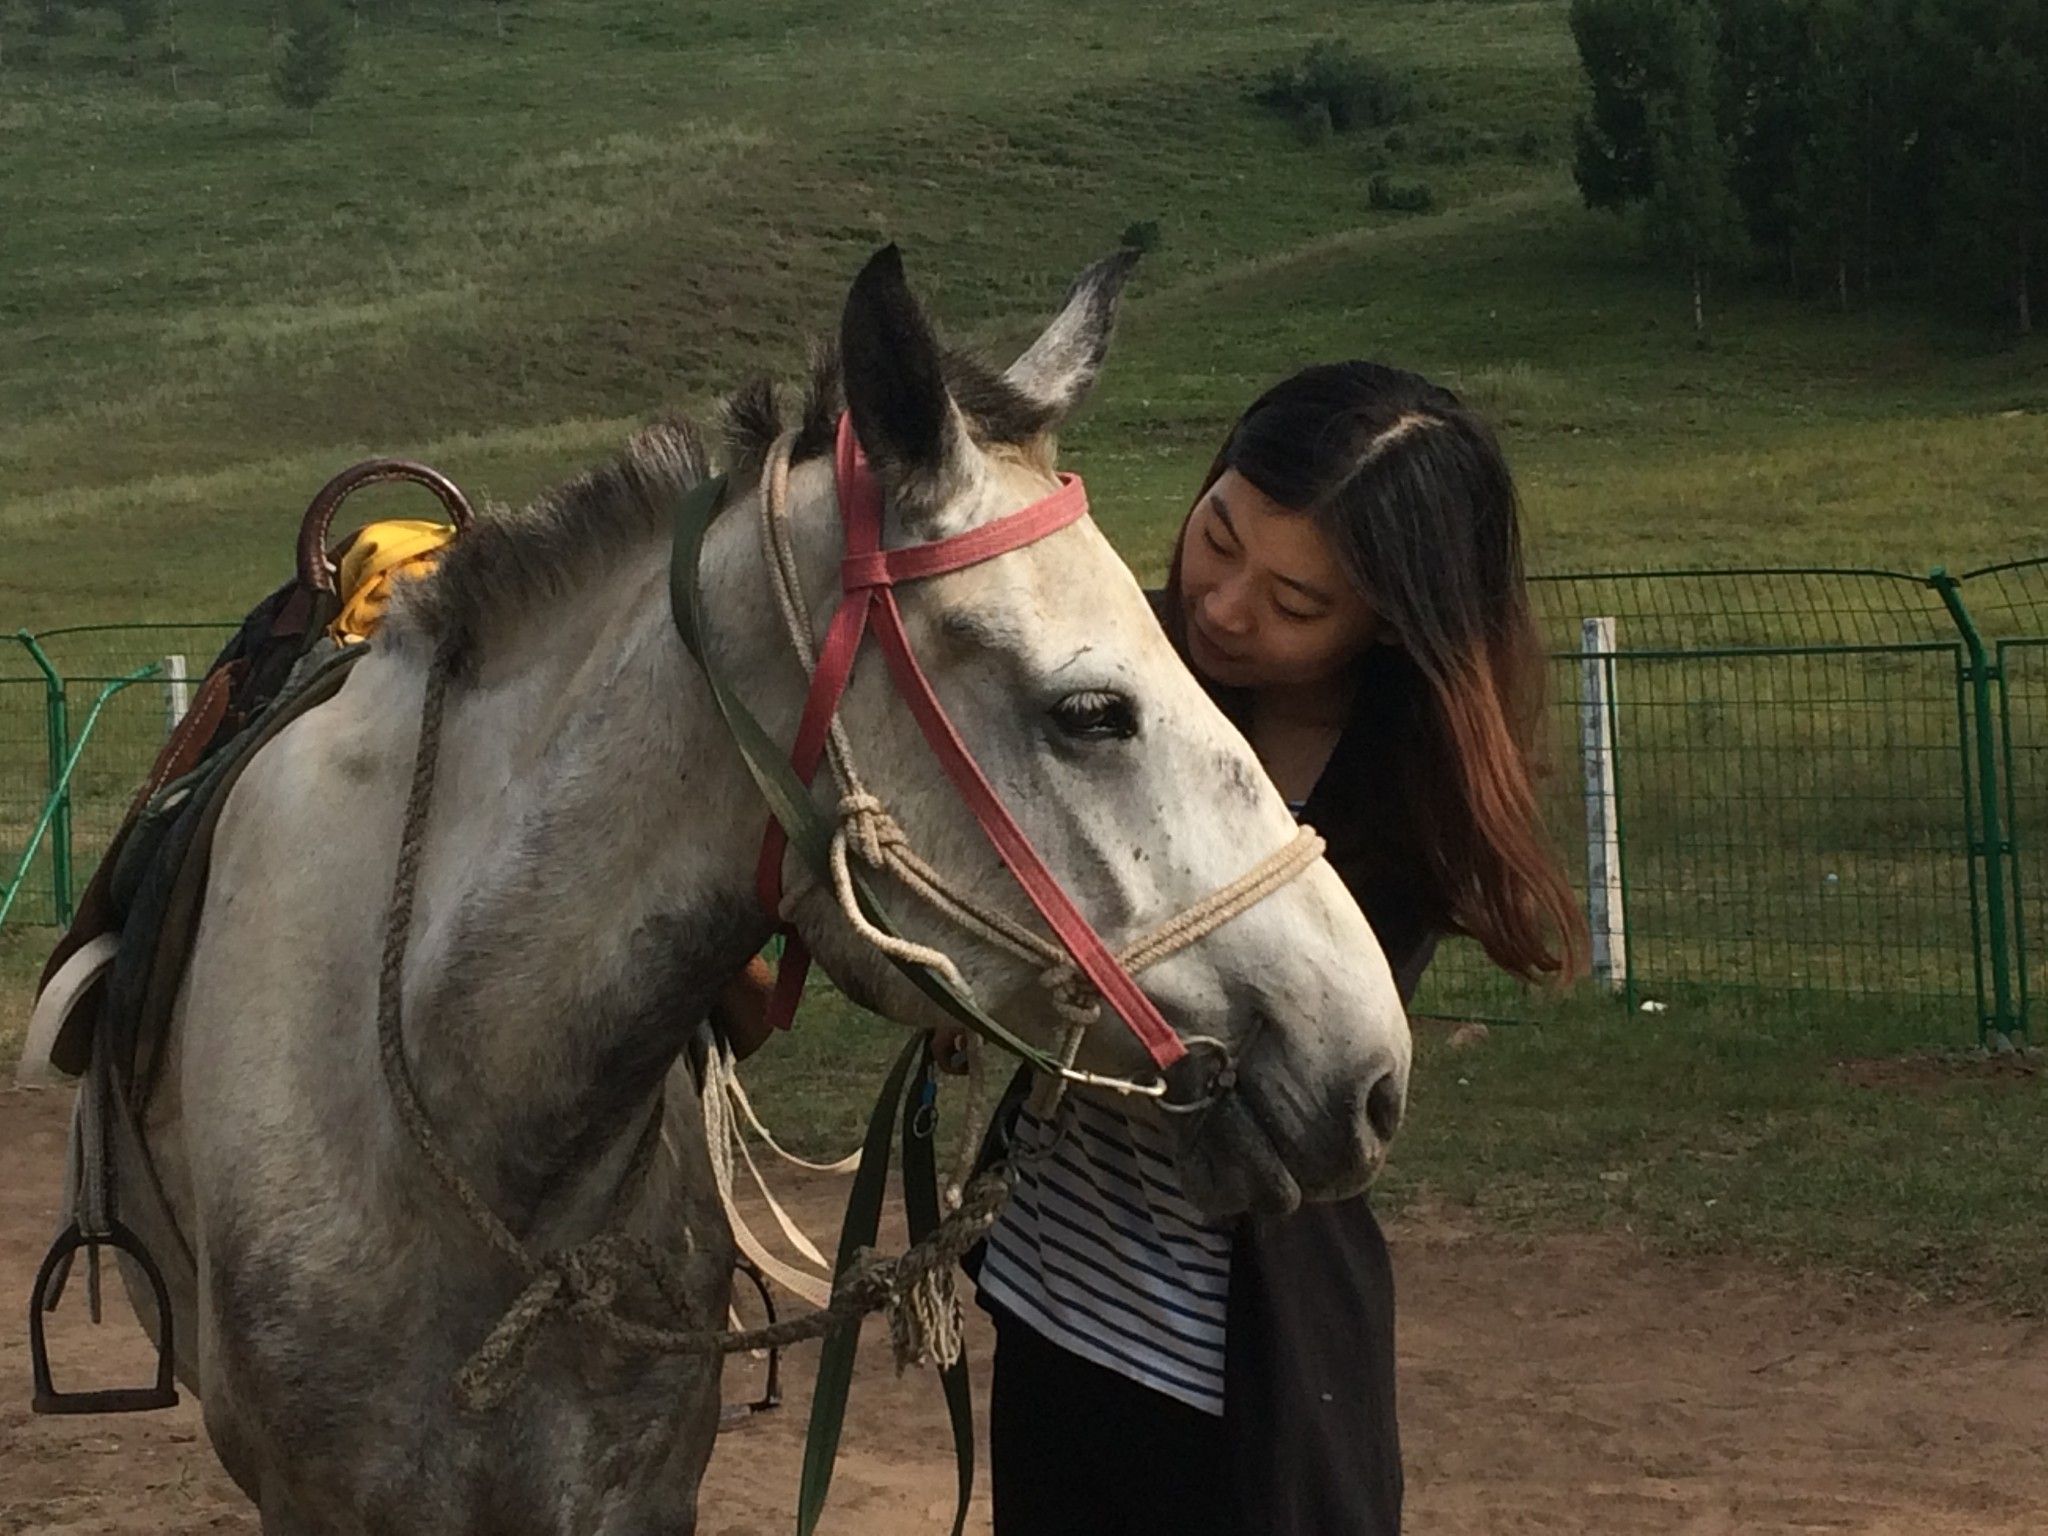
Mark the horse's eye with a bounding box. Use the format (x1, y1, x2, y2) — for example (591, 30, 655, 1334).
(1049, 690, 1139, 742)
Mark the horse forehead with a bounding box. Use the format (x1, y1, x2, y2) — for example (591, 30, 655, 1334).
(946, 520, 1155, 660)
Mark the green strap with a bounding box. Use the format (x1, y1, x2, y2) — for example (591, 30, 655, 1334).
(901, 1043, 976, 1536)
(671, 477, 1000, 1536)
(667, 474, 1062, 1075)
(796, 1031, 923, 1536)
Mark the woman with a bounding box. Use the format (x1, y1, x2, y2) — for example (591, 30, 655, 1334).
(962, 361, 1586, 1535)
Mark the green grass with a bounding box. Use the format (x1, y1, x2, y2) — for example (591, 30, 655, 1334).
(4, 1, 2043, 628)
(5, 0, 2048, 1309)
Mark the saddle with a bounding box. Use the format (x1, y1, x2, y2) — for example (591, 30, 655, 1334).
(25, 459, 473, 1415)
(31, 461, 472, 1079)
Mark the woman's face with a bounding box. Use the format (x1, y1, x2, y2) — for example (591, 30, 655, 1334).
(1177, 469, 1380, 692)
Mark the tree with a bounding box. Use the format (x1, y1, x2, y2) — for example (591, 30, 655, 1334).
(1784, 0, 1874, 308)
(1922, 0, 2047, 335)
(111, 0, 158, 75)
(1710, 0, 1810, 274)
(164, 0, 183, 94)
(272, 0, 345, 117)
(1642, 0, 1745, 338)
(1573, 0, 1744, 336)
(1571, 0, 1670, 212)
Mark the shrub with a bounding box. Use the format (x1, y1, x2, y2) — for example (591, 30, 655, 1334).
(1368, 175, 1436, 213)
(1295, 100, 1333, 145)
(1256, 39, 1416, 135)
(1119, 219, 1163, 254)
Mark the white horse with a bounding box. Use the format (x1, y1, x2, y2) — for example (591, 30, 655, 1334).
(91, 248, 1411, 1533)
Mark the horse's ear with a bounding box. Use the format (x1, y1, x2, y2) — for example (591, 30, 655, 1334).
(1002, 249, 1141, 424)
(840, 245, 976, 509)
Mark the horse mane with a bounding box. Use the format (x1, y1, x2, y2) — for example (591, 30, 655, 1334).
(388, 415, 711, 665)
(393, 336, 1051, 664)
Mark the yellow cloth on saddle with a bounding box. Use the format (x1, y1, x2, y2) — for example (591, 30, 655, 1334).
(328, 519, 457, 644)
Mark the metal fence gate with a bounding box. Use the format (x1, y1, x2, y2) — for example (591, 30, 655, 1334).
(1415, 558, 2047, 1045)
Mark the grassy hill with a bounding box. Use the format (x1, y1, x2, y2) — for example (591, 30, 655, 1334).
(4, 0, 2042, 630)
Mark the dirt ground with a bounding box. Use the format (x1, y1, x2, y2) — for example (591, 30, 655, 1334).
(4, 1085, 2046, 1536)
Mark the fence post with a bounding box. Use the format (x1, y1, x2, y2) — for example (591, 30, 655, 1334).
(1580, 617, 1628, 995)
(162, 653, 189, 735)
(16, 631, 74, 925)
(1931, 570, 2018, 1047)
(1996, 640, 2031, 1043)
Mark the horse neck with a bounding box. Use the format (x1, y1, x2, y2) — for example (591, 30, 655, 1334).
(400, 536, 775, 1237)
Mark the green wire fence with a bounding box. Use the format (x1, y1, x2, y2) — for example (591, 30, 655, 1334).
(1418, 557, 2048, 1044)
(3, 623, 238, 929)
(4, 554, 2045, 1045)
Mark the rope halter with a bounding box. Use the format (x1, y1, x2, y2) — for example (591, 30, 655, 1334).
(753, 414, 1327, 1103)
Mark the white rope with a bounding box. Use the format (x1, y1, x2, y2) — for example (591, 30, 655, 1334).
(726, 1069, 861, 1177)
(695, 1036, 844, 1309)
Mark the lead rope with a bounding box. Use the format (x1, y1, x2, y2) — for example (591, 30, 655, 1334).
(377, 646, 1010, 1413)
(754, 429, 1327, 1118)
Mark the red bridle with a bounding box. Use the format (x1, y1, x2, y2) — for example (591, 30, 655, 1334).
(756, 415, 1189, 1072)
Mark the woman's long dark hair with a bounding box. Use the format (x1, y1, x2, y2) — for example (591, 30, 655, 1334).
(1165, 361, 1586, 983)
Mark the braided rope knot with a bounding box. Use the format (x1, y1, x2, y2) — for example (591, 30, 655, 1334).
(1038, 963, 1102, 1028)
(837, 791, 906, 867)
(452, 1235, 659, 1413)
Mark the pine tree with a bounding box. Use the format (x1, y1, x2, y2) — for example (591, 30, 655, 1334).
(272, 0, 345, 117)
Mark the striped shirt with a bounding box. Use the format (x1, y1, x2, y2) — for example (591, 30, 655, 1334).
(977, 1091, 1234, 1415)
(978, 800, 1312, 1415)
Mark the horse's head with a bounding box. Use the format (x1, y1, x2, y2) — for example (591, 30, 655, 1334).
(740, 248, 1411, 1216)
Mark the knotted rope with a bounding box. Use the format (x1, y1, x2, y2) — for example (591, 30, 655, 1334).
(378, 648, 1010, 1413)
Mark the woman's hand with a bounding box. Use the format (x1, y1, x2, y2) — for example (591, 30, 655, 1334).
(710, 954, 777, 1062)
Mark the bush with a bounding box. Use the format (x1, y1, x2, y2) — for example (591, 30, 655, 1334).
(1256, 39, 1415, 135)
(1368, 175, 1435, 214)
(272, 0, 346, 113)
(1295, 100, 1333, 145)
(1118, 219, 1163, 254)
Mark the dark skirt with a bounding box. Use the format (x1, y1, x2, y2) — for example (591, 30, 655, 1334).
(982, 1193, 1401, 1536)
(1224, 1194, 1402, 1535)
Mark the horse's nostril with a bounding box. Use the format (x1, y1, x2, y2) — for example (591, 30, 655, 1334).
(1365, 1070, 1404, 1145)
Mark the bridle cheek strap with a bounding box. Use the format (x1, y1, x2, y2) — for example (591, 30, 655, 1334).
(756, 416, 1187, 1072)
